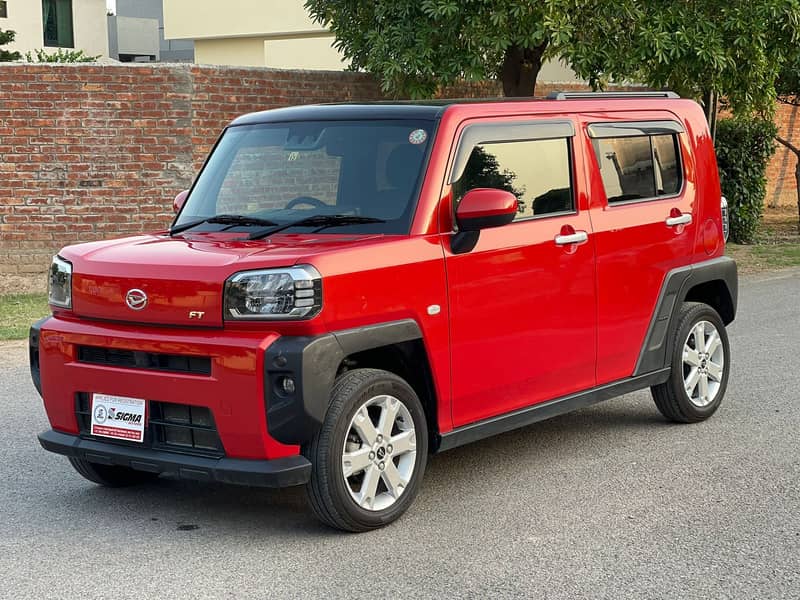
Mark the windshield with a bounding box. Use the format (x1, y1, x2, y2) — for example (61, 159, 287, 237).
(174, 119, 435, 235)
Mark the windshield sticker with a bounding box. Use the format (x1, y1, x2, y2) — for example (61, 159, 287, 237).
(409, 129, 428, 145)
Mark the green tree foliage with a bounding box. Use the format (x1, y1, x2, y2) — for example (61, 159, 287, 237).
(575, 1, 800, 116)
(304, 0, 630, 98)
(715, 118, 778, 244)
(306, 0, 800, 115)
(24, 48, 99, 63)
(0, 28, 22, 62)
(776, 45, 800, 105)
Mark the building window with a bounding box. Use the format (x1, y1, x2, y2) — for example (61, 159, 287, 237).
(453, 138, 574, 221)
(592, 134, 683, 204)
(0, 1, 7, 19)
(42, 0, 74, 48)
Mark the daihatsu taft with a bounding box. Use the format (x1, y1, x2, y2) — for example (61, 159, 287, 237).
(31, 92, 737, 531)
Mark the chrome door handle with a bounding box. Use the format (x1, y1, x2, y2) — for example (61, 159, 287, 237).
(666, 213, 692, 226)
(554, 231, 588, 245)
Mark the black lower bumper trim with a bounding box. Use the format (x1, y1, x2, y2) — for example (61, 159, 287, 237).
(38, 429, 311, 488)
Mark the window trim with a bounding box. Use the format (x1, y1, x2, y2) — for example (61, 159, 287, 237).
(587, 120, 684, 139)
(591, 131, 685, 207)
(448, 120, 575, 184)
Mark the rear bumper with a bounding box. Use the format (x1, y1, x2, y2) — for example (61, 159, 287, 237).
(38, 429, 311, 488)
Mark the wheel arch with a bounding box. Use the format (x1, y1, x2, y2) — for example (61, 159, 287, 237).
(634, 256, 738, 376)
(684, 279, 735, 325)
(265, 319, 438, 447)
(336, 339, 439, 449)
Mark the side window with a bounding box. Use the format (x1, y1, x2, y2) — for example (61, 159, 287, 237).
(592, 134, 682, 204)
(452, 138, 573, 221)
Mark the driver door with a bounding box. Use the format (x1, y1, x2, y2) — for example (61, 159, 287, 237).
(444, 119, 598, 427)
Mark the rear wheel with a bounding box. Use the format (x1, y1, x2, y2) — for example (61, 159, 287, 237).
(68, 457, 160, 487)
(651, 302, 730, 423)
(304, 368, 428, 532)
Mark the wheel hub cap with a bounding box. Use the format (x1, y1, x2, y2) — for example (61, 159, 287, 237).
(682, 320, 725, 408)
(341, 394, 417, 511)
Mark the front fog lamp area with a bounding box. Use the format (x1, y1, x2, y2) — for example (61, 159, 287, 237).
(48, 255, 72, 309)
(224, 266, 322, 320)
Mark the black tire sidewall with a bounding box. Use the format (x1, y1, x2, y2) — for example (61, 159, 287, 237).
(669, 304, 730, 420)
(324, 372, 428, 529)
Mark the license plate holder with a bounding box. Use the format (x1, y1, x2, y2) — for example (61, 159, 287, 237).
(90, 393, 146, 443)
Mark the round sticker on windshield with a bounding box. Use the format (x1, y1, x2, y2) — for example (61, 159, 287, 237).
(409, 129, 428, 145)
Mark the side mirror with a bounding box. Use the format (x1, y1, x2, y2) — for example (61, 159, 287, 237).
(173, 190, 189, 213)
(455, 188, 518, 231)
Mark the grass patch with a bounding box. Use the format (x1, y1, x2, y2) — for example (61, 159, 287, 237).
(726, 208, 800, 273)
(727, 243, 800, 273)
(0, 293, 50, 340)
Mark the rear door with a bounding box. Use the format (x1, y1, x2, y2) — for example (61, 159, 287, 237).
(443, 118, 597, 428)
(581, 114, 697, 384)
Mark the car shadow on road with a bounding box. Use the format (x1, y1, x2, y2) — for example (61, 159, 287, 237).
(61, 393, 671, 537)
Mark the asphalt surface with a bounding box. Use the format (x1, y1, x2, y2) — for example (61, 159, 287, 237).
(1, 269, 798, 599)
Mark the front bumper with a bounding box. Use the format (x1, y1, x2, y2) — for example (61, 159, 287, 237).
(38, 429, 311, 487)
(29, 315, 298, 461)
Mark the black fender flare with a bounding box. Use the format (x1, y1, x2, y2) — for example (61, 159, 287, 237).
(264, 319, 423, 446)
(633, 256, 737, 376)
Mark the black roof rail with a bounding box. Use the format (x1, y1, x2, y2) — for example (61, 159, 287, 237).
(546, 91, 680, 100)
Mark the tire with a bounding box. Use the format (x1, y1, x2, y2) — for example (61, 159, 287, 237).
(304, 368, 429, 532)
(68, 457, 160, 487)
(651, 301, 730, 423)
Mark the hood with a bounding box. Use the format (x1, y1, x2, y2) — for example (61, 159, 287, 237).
(61, 232, 384, 327)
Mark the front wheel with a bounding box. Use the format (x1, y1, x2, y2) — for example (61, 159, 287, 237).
(304, 368, 428, 532)
(651, 302, 731, 423)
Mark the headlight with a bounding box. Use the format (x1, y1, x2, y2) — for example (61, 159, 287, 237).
(224, 265, 322, 320)
(48, 255, 72, 309)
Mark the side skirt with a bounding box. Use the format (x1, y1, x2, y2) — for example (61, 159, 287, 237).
(436, 369, 670, 452)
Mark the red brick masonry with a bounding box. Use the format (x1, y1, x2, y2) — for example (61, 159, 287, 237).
(0, 64, 795, 273)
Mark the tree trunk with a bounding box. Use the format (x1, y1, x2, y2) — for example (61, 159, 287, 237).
(501, 42, 548, 97)
(702, 89, 719, 142)
(775, 135, 800, 234)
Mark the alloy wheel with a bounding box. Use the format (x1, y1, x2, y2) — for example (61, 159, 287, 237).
(341, 394, 417, 511)
(682, 320, 725, 407)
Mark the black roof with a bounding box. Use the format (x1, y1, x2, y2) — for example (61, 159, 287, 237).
(230, 103, 449, 126)
(229, 92, 682, 126)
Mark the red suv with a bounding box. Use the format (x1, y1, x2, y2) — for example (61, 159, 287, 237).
(31, 92, 737, 531)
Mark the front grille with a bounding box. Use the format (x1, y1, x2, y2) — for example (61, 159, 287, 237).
(77, 345, 211, 376)
(76, 393, 224, 458)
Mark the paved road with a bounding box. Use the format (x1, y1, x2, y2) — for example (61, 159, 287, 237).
(1, 270, 799, 599)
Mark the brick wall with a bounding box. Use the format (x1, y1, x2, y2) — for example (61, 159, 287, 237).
(766, 102, 800, 209)
(0, 63, 795, 275)
(0, 63, 383, 274)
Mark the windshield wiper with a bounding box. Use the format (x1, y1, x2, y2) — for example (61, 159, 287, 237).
(170, 214, 278, 236)
(248, 215, 386, 240)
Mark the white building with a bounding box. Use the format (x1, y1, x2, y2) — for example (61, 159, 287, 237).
(0, 0, 108, 58)
(162, 0, 581, 83)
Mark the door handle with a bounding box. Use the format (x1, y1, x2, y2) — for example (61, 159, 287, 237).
(554, 231, 588, 245)
(665, 213, 692, 226)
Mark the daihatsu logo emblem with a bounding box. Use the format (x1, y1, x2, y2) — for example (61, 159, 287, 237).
(125, 289, 148, 310)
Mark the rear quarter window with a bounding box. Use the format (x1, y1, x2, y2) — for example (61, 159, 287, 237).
(591, 132, 683, 204)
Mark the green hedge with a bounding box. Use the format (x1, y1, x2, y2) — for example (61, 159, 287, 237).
(715, 117, 777, 244)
